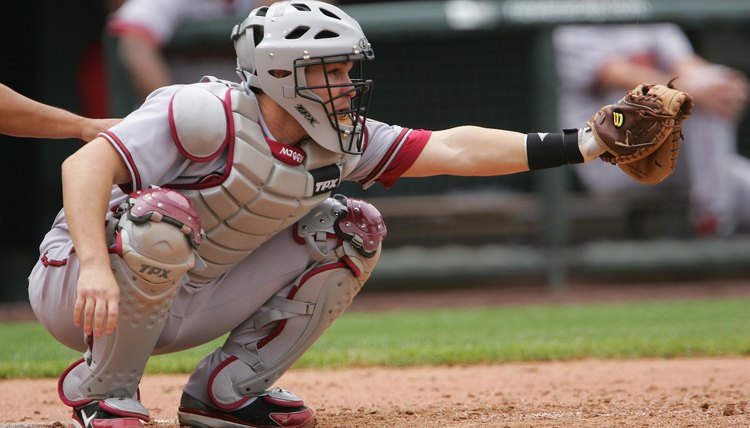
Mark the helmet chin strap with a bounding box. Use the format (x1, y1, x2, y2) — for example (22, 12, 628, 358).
(235, 62, 262, 90)
(246, 74, 262, 90)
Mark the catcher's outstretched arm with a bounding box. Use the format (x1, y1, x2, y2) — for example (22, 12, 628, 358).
(400, 82, 692, 184)
(402, 125, 603, 178)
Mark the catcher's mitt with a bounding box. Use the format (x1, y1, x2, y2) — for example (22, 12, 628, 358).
(588, 81, 693, 184)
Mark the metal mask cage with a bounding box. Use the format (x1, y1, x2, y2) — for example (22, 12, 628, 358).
(293, 53, 374, 154)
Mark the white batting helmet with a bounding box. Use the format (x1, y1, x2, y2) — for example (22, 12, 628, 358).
(231, 1, 374, 154)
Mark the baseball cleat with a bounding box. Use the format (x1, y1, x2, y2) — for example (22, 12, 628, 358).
(72, 398, 148, 428)
(177, 388, 316, 428)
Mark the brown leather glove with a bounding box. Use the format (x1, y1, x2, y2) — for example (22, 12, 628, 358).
(588, 81, 693, 184)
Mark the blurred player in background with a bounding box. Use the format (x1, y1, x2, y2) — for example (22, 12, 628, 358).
(108, 0, 279, 102)
(0, 83, 119, 141)
(29, 2, 673, 427)
(554, 23, 750, 236)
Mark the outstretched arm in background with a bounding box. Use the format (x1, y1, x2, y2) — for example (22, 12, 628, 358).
(0, 84, 120, 141)
(597, 55, 748, 122)
(116, 33, 172, 101)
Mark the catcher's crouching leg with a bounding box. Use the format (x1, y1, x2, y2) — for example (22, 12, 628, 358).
(178, 195, 385, 427)
(59, 188, 202, 426)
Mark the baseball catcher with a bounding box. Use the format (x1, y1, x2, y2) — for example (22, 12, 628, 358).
(27, 2, 696, 428)
(587, 80, 694, 184)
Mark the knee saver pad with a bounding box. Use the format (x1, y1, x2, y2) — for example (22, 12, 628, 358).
(296, 194, 386, 267)
(329, 195, 386, 277)
(114, 188, 202, 289)
(60, 188, 203, 403)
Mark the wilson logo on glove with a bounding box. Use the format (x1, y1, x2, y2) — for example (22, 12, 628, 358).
(613, 110, 624, 128)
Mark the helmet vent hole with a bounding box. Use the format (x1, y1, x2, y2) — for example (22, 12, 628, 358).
(251, 25, 264, 46)
(255, 7, 268, 17)
(286, 26, 310, 39)
(319, 7, 342, 20)
(314, 30, 339, 39)
(290, 3, 311, 11)
(268, 69, 292, 78)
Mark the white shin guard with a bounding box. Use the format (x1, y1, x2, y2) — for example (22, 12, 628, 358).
(60, 188, 201, 407)
(205, 196, 385, 409)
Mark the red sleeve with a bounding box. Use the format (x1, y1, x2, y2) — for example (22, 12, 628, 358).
(372, 129, 431, 189)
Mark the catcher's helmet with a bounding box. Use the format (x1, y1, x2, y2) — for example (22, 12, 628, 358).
(231, 1, 374, 155)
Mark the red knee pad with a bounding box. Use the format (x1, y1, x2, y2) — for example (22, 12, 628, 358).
(127, 187, 203, 248)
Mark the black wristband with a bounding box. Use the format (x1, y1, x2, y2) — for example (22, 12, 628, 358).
(526, 129, 584, 170)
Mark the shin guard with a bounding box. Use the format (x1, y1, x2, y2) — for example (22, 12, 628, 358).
(206, 196, 385, 409)
(60, 188, 202, 407)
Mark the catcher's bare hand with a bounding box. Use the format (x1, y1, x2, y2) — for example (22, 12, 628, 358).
(588, 81, 693, 184)
(73, 262, 120, 338)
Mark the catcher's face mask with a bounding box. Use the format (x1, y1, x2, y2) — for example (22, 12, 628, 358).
(296, 54, 373, 155)
(232, 0, 374, 155)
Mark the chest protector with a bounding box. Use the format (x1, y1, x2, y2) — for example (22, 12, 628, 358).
(169, 80, 360, 282)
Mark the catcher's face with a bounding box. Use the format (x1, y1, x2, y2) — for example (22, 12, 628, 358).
(295, 55, 373, 154)
(304, 61, 356, 124)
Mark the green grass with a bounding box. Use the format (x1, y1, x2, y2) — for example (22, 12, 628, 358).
(2, 297, 749, 378)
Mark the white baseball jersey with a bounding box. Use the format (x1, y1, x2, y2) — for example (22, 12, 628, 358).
(97, 78, 428, 195)
(29, 77, 432, 354)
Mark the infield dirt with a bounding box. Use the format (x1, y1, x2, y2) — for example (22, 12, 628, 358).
(2, 279, 749, 427)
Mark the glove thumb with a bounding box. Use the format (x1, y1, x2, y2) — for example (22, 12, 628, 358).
(578, 127, 605, 161)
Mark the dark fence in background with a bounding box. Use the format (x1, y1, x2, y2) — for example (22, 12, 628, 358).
(1, 0, 749, 301)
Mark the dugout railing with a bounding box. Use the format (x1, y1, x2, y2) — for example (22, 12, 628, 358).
(104, 0, 750, 289)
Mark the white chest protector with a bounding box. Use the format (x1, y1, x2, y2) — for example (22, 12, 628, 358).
(169, 80, 360, 282)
